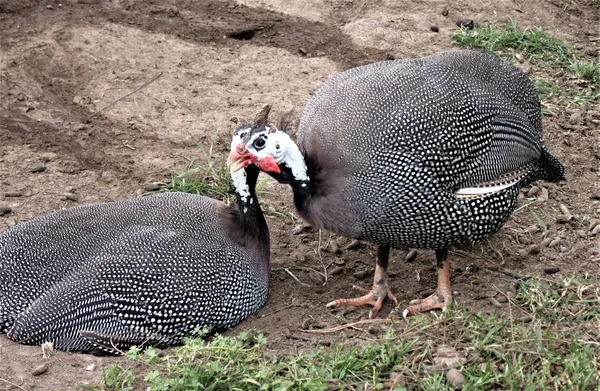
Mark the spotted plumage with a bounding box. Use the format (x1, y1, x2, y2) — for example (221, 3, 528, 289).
(229, 50, 565, 317)
(1, 122, 270, 354)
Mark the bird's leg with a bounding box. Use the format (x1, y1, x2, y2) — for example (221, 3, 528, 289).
(402, 249, 453, 318)
(326, 245, 398, 318)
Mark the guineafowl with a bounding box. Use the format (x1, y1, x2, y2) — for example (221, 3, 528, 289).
(227, 50, 565, 318)
(0, 107, 273, 354)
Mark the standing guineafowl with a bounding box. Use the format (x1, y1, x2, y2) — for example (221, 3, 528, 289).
(228, 50, 565, 318)
(0, 107, 274, 354)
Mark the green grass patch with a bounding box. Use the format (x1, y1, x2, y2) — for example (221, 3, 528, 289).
(89, 277, 600, 390)
(452, 19, 599, 109)
(163, 146, 234, 202)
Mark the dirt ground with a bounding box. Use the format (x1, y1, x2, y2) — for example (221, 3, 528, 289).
(0, 0, 598, 389)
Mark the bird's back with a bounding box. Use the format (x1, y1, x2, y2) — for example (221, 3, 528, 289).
(297, 50, 564, 248)
(0, 192, 268, 353)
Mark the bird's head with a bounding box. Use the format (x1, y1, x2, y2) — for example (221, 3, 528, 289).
(228, 105, 308, 184)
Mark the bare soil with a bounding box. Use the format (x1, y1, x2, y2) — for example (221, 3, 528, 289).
(0, 0, 599, 389)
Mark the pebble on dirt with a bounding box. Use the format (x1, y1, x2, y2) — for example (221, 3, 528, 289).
(4, 191, 23, 197)
(405, 249, 418, 262)
(32, 364, 49, 376)
(353, 270, 368, 280)
(456, 18, 474, 29)
(62, 192, 80, 202)
(331, 266, 344, 275)
(0, 207, 12, 216)
(446, 368, 465, 389)
(430, 25, 439, 32)
(544, 266, 560, 274)
(30, 166, 47, 173)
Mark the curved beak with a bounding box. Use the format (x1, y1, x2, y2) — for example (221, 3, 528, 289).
(227, 143, 252, 173)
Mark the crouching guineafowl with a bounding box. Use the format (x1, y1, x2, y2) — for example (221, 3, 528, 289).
(228, 50, 565, 318)
(0, 107, 273, 354)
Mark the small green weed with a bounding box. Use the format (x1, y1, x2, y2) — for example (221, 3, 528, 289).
(165, 146, 233, 202)
(452, 20, 599, 108)
(517, 277, 600, 323)
(452, 19, 576, 68)
(90, 278, 600, 390)
(82, 364, 134, 391)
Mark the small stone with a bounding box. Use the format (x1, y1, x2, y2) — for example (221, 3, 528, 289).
(86, 363, 96, 371)
(353, 270, 368, 280)
(536, 187, 549, 203)
(524, 224, 540, 234)
(446, 368, 464, 389)
(32, 364, 48, 376)
(441, 8, 449, 16)
(528, 245, 540, 255)
(555, 214, 572, 224)
(331, 266, 344, 275)
(62, 193, 80, 202)
(298, 48, 307, 55)
(517, 249, 528, 258)
(540, 237, 553, 247)
(590, 225, 600, 236)
(496, 295, 508, 303)
(26, 105, 35, 112)
(4, 191, 23, 198)
(548, 238, 561, 248)
(0, 207, 12, 216)
(334, 259, 346, 266)
(544, 267, 560, 274)
(517, 235, 531, 244)
(456, 18, 474, 29)
(405, 249, 418, 263)
(559, 204, 571, 216)
(489, 297, 503, 308)
(30, 166, 47, 173)
(568, 112, 582, 125)
(46, 4, 54, 9)
(430, 25, 439, 32)
(328, 241, 340, 254)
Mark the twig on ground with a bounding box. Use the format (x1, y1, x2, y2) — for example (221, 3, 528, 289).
(0, 377, 27, 391)
(301, 318, 392, 334)
(88, 72, 163, 120)
(317, 230, 328, 285)
(283, 268, 311, 287)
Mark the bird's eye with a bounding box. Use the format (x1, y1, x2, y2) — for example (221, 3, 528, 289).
(254, 138, 266, 149)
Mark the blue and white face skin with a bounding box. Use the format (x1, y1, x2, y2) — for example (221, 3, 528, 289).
(228, 124, 309, 184)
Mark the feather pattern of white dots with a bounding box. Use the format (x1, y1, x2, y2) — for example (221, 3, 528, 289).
(292, 50, 565, 249)
(0, 166, 270, 354)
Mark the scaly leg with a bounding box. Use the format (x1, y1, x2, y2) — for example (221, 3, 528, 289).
(402, 249, 453, 318)
(326, 245, 398, 318)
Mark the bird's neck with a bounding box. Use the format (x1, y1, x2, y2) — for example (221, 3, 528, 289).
(290, 178, 312, 218)
(231, 168, 270, 266)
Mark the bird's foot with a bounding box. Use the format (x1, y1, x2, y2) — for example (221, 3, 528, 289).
(402, 289, 453, 318)
(326, 284, 398, 319)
